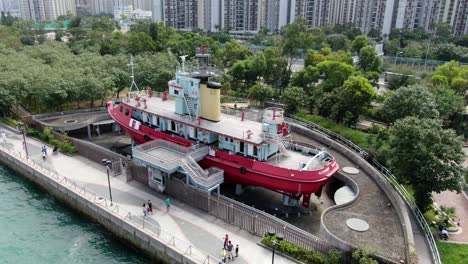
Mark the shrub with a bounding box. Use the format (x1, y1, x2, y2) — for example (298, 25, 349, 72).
(1, 117, 18, 127)
(260, 235, 343, 264)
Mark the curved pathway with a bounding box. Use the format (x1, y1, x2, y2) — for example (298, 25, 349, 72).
(292, 132, 407, 262)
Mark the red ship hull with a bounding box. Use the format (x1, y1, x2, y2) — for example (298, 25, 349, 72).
(108, 102, 339, 207)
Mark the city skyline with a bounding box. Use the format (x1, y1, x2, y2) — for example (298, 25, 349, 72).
(8, 0, 468, 36)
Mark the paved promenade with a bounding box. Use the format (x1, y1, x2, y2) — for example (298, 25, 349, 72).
(0, 128, 293, 264)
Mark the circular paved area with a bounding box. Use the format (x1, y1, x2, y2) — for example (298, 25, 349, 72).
(292, 131, 406, 262)
(334, 186, 355, 205)
(346, 218, 370, 232)
(342, 166, 360, 174)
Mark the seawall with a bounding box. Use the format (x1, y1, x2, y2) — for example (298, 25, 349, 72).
(0, 146, 205, 264)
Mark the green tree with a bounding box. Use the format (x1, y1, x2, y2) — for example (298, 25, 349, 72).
(388, 117, 464, 211)
(380, 85, 439, 124)
(317, 60, 354, 91)
(262, 47, 290, 90)
(358, 46, 382, 73)
(431, 61, 468, 95)
(330, 76, 376, 125)
(281, 18, 315, 70)
(281, 86, 305, 113)
(326, 34, 351, 51)
(247, 83, 274, 107)
(290, 65, 320, 92)
(217, 39, 250, 68)
(127, 32, 156, 54)
(352, 35, 369, 53)
(91, 16, 117, 32)
(383, 39, 399, 56)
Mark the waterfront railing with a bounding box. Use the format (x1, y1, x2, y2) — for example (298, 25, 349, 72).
(0, 145, 221, 264)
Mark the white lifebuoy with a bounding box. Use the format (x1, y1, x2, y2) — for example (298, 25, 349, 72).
(179, 130, 184, 137)
(203, 138, 208, 144)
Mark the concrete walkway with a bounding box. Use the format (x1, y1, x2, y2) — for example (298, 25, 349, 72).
(0, 129, 293, 264)
(291, 132, 431, 263)
(433, 191, 468, 243)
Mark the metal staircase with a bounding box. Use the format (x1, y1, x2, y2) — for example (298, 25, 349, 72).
(180, 156, 223, 190)
(183, 94, 195, 120)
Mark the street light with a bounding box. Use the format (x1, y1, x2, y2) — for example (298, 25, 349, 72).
(267, 229, 284, 264)
(101, 159, 113, 206)
(394, 51, 403, 65)
(17, 122, 29, 158)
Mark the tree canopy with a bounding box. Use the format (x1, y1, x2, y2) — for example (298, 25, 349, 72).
(388, 117, 464, 211)
(380, 85, 439, 124)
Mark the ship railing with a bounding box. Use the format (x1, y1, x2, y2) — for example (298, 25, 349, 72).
(285, 115, 442, 264)
(176, 65, 220, 77)
(0, 144, 221, 264)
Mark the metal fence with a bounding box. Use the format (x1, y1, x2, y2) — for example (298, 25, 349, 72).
(166, 177, 347, 259)
(0, 145, 220, 264)
(285, 115, 442, 264)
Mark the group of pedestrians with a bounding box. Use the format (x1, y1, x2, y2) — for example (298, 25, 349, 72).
(142, 197, 171, 218)
(220, 234, 239, 263)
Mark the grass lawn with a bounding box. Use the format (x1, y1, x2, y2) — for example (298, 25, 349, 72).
(437, 241, 468, 264)
(295, 112, 376, 151)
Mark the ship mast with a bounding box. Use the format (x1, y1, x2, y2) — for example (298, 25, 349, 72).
(128, 55, 140, 93)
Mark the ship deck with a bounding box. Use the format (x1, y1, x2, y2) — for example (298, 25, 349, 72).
(124, 95, 266, 145)
(265, 150, 329, 171)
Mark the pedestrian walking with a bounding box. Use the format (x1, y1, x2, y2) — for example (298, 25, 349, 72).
(165, 197, 171, 211)
(220, 248, 227, 263)
(227, 241, 234, 260)
(52, 146, 58, 156)
(223, 234, 229, 249)
(1, 131, 6, 143)
(143, 203, 147, 218)
(42, 152, 46, 161)
(235, 244, 239, 257)
(43, 145, 47, 155)
(147, 200, 153, 213)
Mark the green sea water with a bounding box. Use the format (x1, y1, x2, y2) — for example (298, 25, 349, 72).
(0, 165, 150, 264)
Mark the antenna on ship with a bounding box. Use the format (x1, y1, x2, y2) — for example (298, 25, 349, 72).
(127, 55, 140, 93)
(179, 55, 188, 73)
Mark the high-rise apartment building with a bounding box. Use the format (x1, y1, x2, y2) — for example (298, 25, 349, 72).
(20, 0, 76, 21)
(221, 0, 261, 33)
(0, 0, 21, 17)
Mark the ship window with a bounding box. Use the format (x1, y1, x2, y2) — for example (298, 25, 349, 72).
(119, 106, 123, 112)
(125, 108, 130, 116)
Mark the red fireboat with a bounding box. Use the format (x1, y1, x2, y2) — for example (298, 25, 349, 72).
(107, 46, 339, 207)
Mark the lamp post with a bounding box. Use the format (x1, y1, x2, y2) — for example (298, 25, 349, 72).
(101, 159, 113, 206)
(394, 51, 403, 65)
(17, 122, 29, 158)
(268, 229, 284, 264)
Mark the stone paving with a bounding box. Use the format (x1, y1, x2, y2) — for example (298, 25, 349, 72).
(0, 128, 293, 264)
(292, 132, 407, 263)
(433, 191, 468, 243)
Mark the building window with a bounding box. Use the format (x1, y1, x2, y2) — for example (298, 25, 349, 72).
(125, 109, 130, 116)
(120, 106, 123, 112)
(174, 89, 179, 95)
